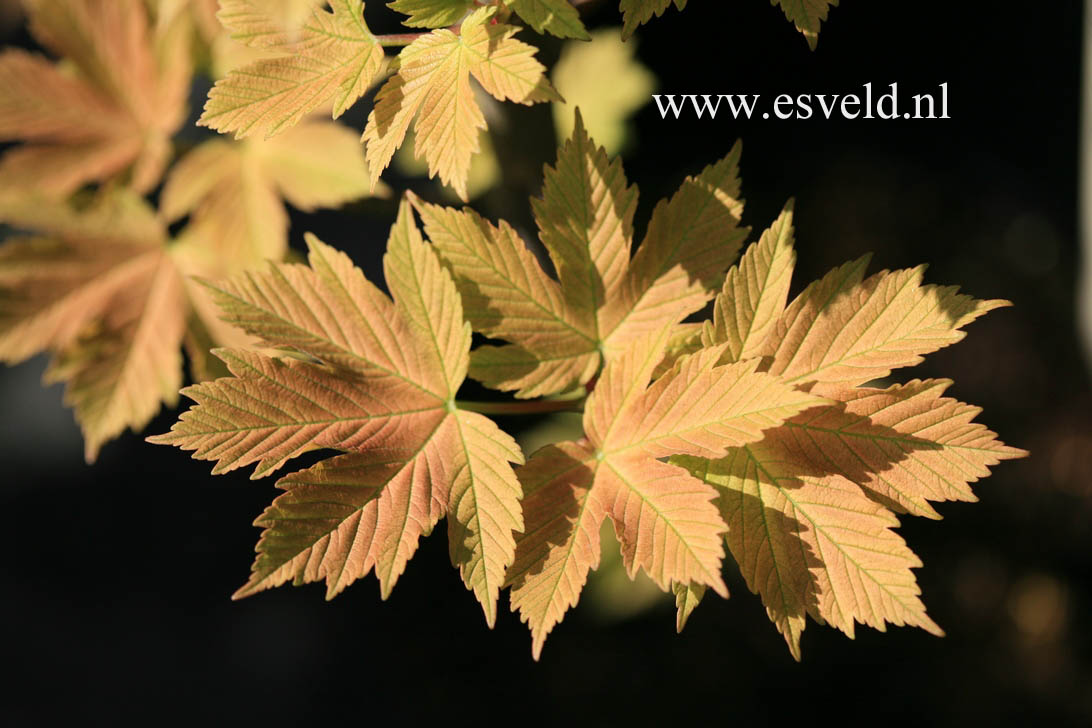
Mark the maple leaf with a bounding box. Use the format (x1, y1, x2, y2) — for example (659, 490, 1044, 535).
(506, 328, 825, 657)
(0, 148, 293, 462)
(652, 202, 795, 378)
(388, 0, 474, 27)
(393, 99, 503, 202)
(667, 216, 1025, 658)
(412, 110, 746, 397)
(0, 193, 188, 461)
(775, 380, 1029, 519)
(504, 0, 590, 40)
(149, 202, 525, 625)
(756, 258, 1008, 390)
(390, 0, 589, 39)
(701, 201, 796, 362)
(161, 119, 379, 267)
(773, 0, 838, 50)
(200, 0, 385, 139)
(616, 0, 837, 46)
(677, 440, 944, 661)
(362, 7, 559, 200)
(0, 0, 190, 198)
(619, 0, 688, 40)
(673, 581, 706, 632)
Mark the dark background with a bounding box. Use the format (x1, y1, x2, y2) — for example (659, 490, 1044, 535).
(2, 1, 1090, 725)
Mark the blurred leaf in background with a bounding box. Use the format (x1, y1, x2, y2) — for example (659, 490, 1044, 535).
(0, 0, 192, 199)
(162, 118, 382, 269)
(552, 27, 654, 155)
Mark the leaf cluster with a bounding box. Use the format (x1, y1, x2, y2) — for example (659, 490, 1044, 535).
(0, 0, 1022, 663)
(154, 115, 1024, 658)
(201, 0, 841, 201)
(0, 0, 378, 459)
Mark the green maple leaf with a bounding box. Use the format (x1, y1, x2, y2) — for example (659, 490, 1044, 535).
(619, 0, 688, 39)
(617, 1, 838, 47)
(773, 0, 839, 49)
(391, 0, 590, 39)
(505, 0, 590, 40)
(388, 0, 474, 27)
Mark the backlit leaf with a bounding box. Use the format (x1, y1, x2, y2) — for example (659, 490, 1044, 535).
(760, 262, 1008, 389)
(416, 112, 745, 396)
(388, 0, 473, 27)
(505, 0, 590, 40)
(603, 139, 746, 348)
(680, 437, 944, 660)
(668, 229, 1022, 656)
(780, 380, 1028, 519)
(151, 202, 525, 624)
(702, 201, 796, 362)
(45, 253, 186, 461)
(362, 7, 558, 200)
(619, 0, 687, 40)
(673, 581, 706, 632)
(393, 117, 502, 202)
(773, 0, 838, 49)
(508, 329, 823, 656)
(506, 441, 603, 659)
(201, 0, 384, 138)
(617, 0, 837, 46)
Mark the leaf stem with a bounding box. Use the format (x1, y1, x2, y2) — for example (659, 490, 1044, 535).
(375, 32, 430, 47)
(456, 399, 584, 416)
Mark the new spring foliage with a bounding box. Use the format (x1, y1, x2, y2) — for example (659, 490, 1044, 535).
(154, 115, 1024, 658)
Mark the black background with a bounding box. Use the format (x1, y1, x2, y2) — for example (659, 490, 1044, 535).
(2, 1, 1090, 725)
